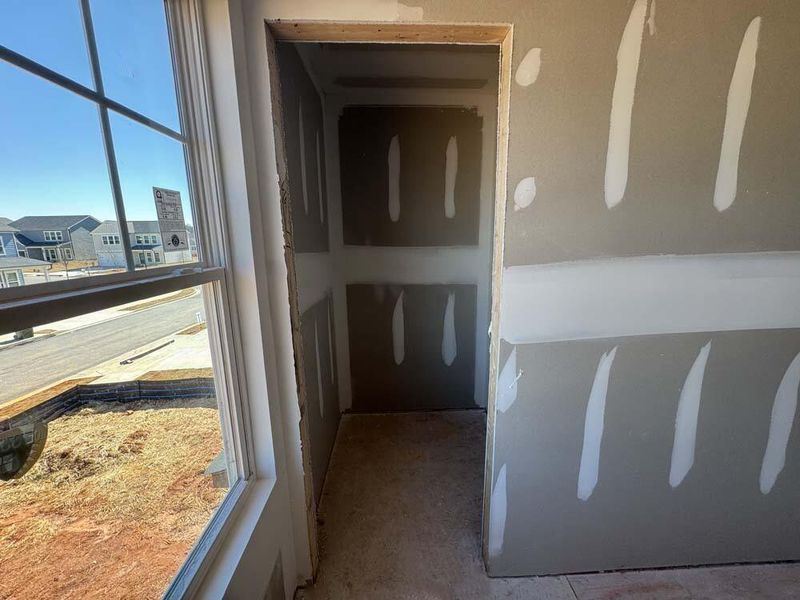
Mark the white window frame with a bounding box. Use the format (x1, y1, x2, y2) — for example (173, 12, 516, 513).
(4, 271, 21, 287)
(43, 230, 63, 242)
(0, 239, 6, 256)
(43, 247, 58, 262)
(135, 234, 144, 244)
(0, 2, 257, 598)
(63, 247, 73, 260)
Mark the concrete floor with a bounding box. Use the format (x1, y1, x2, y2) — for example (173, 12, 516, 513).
(297, 411, 800, 600)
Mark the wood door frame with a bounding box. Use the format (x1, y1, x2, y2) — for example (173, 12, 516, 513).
(264, 19, 513, 574)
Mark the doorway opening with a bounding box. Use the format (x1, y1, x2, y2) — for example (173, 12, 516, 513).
(266, 21, 511, 593)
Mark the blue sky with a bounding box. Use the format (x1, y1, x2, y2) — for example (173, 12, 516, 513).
(0, 1, 193, 225)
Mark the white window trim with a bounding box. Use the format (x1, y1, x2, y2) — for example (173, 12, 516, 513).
(0, 240, 6, 256)
(43, 230, 63, 242)
(63, 247, 73, 260)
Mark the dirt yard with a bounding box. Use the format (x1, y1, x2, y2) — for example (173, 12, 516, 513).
(0, 398, 227, 600)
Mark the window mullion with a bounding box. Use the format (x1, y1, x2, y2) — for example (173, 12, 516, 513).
(79, 0, 135, 273)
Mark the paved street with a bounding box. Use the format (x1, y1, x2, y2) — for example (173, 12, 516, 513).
(0, 294, 204, 405)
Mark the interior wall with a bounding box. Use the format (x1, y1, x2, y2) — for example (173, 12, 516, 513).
(274, 42, 340, 503)
(322, 82, 498, 411)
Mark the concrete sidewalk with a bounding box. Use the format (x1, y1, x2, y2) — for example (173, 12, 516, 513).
(0, 287, 200, 346)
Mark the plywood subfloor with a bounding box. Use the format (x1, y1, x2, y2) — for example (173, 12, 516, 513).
(297, 411, 800, 600)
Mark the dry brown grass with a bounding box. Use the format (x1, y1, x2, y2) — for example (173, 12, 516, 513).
(0, 397, 226, 600)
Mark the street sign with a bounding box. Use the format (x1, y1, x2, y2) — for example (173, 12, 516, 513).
(153, 187, 189, 252)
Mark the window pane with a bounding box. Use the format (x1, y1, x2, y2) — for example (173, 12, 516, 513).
(0, 284, 236, 598)
(109, 112, 197, 269)
(0, 61, 120, 288)
(90, 0, 181, 130)
(0, 0, 93, 87)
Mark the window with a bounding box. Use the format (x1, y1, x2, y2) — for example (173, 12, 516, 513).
(5, 271, 21, 287)
(0, 2, 249, 599)
(0, 240, 5, 256)
(63, 247, 73, 260)
(135, 234, 144, 244)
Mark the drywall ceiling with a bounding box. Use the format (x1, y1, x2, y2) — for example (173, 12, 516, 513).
(294, 42, 500, 94)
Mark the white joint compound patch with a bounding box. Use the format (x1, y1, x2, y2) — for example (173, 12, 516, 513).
(577, 347, 618, 501)
(327, 298, 335, 382)
(392, 290, 405, 365)
(515, 48, 542, 87)
(299, 100, 309, 215)
(669, 341, 712, 488)
(315, 319, 324, 419)
(488, 463, 507, 558)
(444, 136, 458, 219)
(388, 134, 400, 222)
(500, 252, 800, 344)
(605, 0, 648, 209)
(316, 129, 324, 224)
(496, 348, 518, 414)
(759, 351, 800, 494)
(441, 291, 457, 366)
(713, 16, 761, 212)
(513, 177, 537, 211)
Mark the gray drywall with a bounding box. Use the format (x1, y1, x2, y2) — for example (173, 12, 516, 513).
(338, 106, 483, 246)
(490, 331, 800, 575)
(300, 295, 340, 502)
(276, 42, 329, 253)
(347, 283, 477, 411)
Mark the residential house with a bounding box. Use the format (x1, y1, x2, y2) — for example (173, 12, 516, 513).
(10, 215, 101, 263)
(0, 221, 51, 287)
(91, 220, 193, 268)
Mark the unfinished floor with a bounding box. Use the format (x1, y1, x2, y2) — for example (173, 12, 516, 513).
(296, 411, 800, 600)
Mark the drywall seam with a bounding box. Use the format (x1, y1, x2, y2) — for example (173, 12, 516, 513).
(316, 130, 324, 223)
(578, 347, 618, 501)
(759, 351, 800, 494)
(388, 134, 400, 222)
(513, 176, 536, 211)
(315, 319, 324, 418)
(605, 0, 648, 209)
(444, 136, 458, 219)
(515, 48, 541, 87)
(487, 463, 507, 558)
(442, 291, 457, 366)
(392, 290, 405, 365)
(299, 100, 309, 214)
(500, 252, 800, 344)
(496, 347, 517, 413)
(713, 16, 761, 212)
(669, 341, 712, 488)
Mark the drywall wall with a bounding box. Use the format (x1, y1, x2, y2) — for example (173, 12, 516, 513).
(300, 295, 340, 501)
(275, 43, 329, 253)
(211, 0, 800, 593)
(339, 105, 483, 246)
(347, 283, 477, 411)
(322, 82, 498, 411)
(274, 42, 340, 504)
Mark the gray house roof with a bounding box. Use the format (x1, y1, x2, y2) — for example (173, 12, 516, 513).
(92, 220, 163, 235)
(0, 217, 13, 226)
(0, 221, 18, 233)
(0, 256, 52, 269)
(9, 215, 98, 231)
